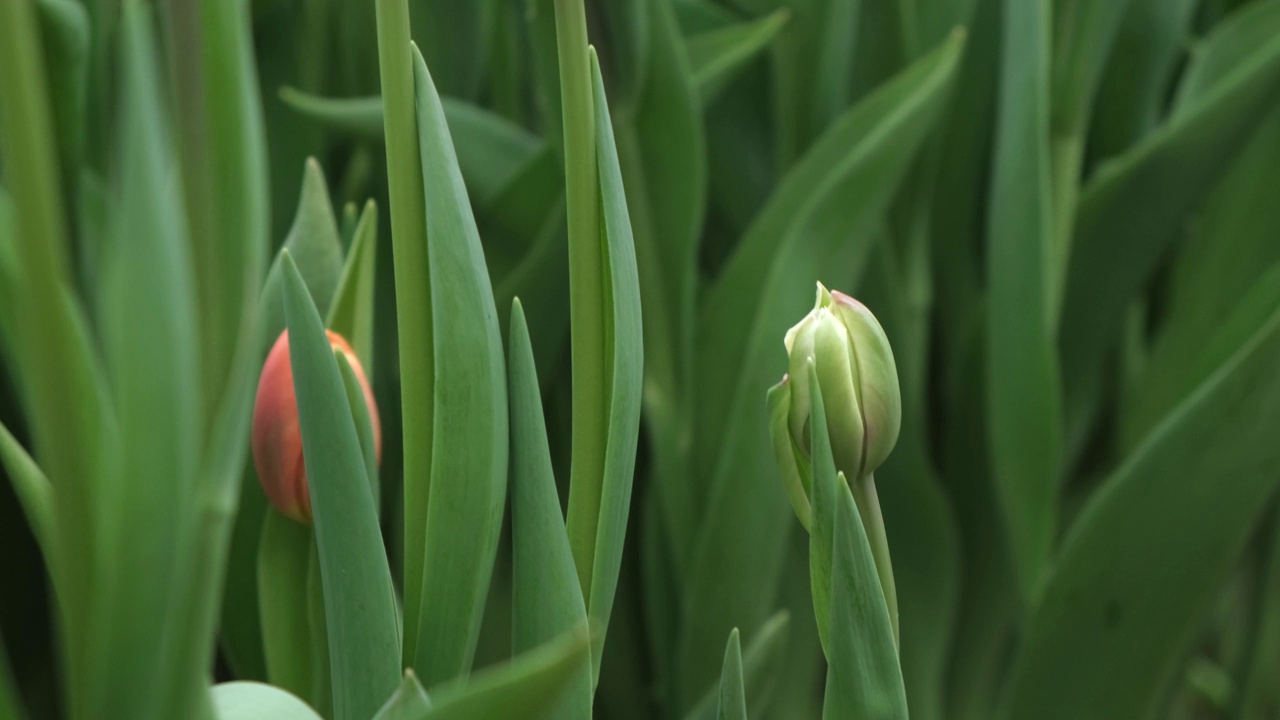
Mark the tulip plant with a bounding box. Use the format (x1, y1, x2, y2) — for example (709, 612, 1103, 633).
(6, 0, 1280, 718)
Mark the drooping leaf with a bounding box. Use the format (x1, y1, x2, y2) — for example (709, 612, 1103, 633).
(679, 32, 964, 708)
(508, 298, 592, 719)
(281, 252, 400, 720)
(1000, 288, 1280, 720)
(409, 45, 509, 687)
(771, 0, 862, 165)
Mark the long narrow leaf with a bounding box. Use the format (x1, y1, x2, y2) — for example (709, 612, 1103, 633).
(281, 252, 400, 720)
(410, 45, 509, 686)
(508, 298, 592, 718)
(985, 0, 1062, 601)
(585, 50, 645, 678)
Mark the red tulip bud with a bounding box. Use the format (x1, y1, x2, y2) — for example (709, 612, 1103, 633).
(252, 329, 381, 523)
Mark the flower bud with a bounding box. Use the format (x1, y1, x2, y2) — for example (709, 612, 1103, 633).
(252, 329, 381, 523)
(781, 283, 900, 481)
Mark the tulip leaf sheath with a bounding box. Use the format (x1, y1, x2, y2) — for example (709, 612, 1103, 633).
(680, 33, 964, 706)
(509, 298, 593, 719)
(281, 253, 400, 720)
(409, 45, 509, 687)
(326, 201, 380, 372)
(583, 50, 646, 680)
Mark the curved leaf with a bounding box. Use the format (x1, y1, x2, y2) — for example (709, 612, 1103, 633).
(685, 9, 788, 103)
(326, 200, 379, 371)
(409, 45, 509, 686)
(1058, 0, 1280, 451)
(1001, 285, 1280, 719)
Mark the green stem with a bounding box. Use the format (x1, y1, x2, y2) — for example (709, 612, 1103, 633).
(853, 473, 899, 646)
(374, 0, 433, 663)
(555, 0, 607, 600)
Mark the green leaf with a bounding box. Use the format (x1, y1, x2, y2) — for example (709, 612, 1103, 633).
(679, 31, 964, 708)
(163, 0, 269, 413)
(612, 0, 706, 591)
(420, 624, 592, 720)
(409, 45, 509, 686)
(94, 5, 202, 715)
(508, 298, 592, 719)
(0, 422, 54, 563)
(685, 9, 788, 103)
(279, 90, 543, 208)
(999, 287, 1280, 719)
(684, 611, 791, 720)
(373, 672, 433, 720)
(339, 354, 380, 511)
(325, 201, 379, 371)
(1049, 0, 1134, 138)
(584, 50, 646, 677)
(985, 0, 1062, 601)
(771, 0, 861, 164)
(1234, 509, 1280, 717)
(281, 252, 400, 720)
(1088, 0, 1198, 157)
(374, 0, 434, 668)
(33, 0, 87, 186)
(211, 682, 324, 720)
(716, 630, 747, 720)
(261, 160, 346, 341)
(1058, 0, 1280, 455)
(821, 470, 907, 719)
(258, 511, 319, 705)
(0, 1, 110, 706)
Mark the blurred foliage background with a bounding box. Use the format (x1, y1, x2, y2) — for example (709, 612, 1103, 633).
(5, 0, 1280, 718)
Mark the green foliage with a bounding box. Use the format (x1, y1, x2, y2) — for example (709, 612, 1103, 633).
(5, 0, 1280, 718)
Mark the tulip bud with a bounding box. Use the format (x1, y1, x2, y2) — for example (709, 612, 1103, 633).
(252, 329, 381, 523)
(781, 283, 900, 481)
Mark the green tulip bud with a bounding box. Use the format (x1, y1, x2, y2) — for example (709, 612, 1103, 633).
(782, 283, 901, 481)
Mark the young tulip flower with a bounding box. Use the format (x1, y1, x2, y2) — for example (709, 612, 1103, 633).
(782, 283, 901, 482)
(252, 329, 381, 523)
